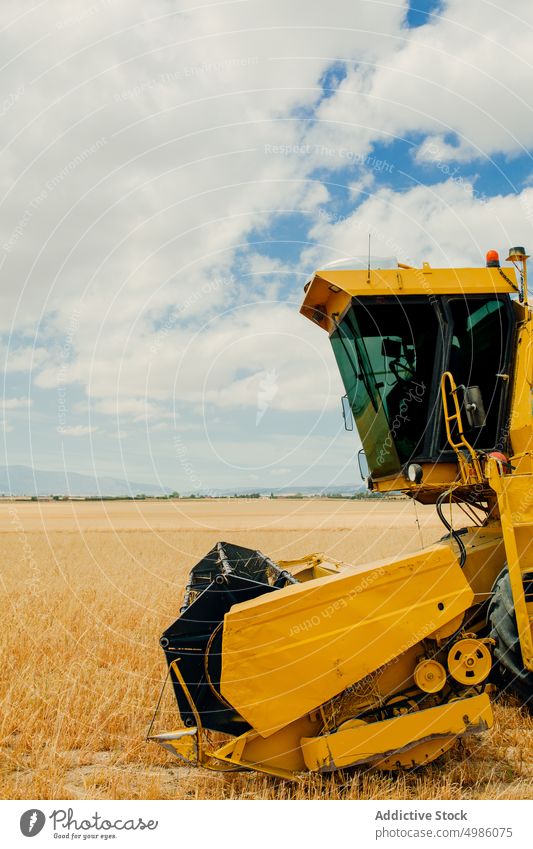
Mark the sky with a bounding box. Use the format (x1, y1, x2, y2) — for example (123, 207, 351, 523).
(1, 0, 533, 493)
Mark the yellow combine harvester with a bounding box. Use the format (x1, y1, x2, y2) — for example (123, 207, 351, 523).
(150, 247, 533, 776)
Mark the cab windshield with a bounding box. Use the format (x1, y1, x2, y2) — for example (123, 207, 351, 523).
(330, 295, 513, 478)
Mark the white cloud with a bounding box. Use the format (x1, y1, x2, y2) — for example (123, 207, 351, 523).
(0, 0, 408, 331)
(308, 1, 533, 165)
(82, 397, 169, 420)
(414, 134, 477, 165)
(57, 424, 96, 436)
(0, 1, 408, 440)
(0, 346, 48, 372)
(303, 179, 533, 269)
(1, 396, 32, 409)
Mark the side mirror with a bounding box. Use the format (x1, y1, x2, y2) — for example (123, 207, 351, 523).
(462, 386, 486, 428)
(341, 394, 353, 431)
(357, 448, 369, 480)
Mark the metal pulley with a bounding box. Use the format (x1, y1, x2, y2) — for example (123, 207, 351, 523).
(414, 658, 447, 693)
(447, 638, 492, 685)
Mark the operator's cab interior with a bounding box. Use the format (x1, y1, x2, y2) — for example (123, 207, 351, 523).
(330, 294, 515, 478)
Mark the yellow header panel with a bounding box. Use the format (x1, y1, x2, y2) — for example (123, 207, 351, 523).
(220, 543, 473, 737)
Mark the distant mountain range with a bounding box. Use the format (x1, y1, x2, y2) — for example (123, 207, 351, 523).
(0, 466, 362, 498)
(0, 466, 169, 497)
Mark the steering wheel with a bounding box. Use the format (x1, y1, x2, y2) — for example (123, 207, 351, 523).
(390, 357, 416, 383)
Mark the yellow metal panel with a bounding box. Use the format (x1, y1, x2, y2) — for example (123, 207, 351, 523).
(220, 544, 474, 736)
(210, 713, 322, 778)
(489, 465, 533, 669)
(509, 311, 533, 459)
(278, 553, 341, 582)
(300, 693, 492, 772)
(305, 265, 516, 301)
(150, 730, 198, 765)
(458, 525, 505, 602)
(372, 462, 459, 496)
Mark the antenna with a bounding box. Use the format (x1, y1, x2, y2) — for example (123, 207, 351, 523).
(367, 233, 371, 284)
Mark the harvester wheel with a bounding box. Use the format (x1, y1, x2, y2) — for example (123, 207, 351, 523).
(488, 566, 533, 707)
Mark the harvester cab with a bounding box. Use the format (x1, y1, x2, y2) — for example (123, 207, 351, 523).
(302, 254, 520, 497)
(149, 248, 533, 778)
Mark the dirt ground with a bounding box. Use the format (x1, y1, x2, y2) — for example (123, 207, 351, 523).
(0, 498, 531, 800)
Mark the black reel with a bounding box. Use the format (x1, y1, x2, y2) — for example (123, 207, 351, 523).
(160, 541, 297, 734)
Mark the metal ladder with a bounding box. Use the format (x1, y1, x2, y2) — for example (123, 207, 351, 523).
(440, 371, 484, 485)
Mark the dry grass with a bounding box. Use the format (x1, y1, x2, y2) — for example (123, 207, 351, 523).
(0, 498, 531, 800)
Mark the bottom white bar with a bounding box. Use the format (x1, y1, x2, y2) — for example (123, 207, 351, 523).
(3, 799, 530, 848)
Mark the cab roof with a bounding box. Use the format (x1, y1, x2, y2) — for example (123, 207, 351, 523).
(300, 263, 519, 332)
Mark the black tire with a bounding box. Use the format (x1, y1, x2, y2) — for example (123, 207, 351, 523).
(488, 566, 533, 707)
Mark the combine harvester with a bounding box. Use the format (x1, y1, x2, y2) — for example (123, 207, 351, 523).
(150, 247, 533, 776)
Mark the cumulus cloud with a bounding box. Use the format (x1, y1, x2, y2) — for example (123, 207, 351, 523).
(308, 1, 533, 166)
(303, 179, 533, 269)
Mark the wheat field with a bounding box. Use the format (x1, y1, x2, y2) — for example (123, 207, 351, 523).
(0, 498, 531, 800)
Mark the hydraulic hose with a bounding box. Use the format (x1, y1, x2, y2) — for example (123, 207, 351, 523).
(436, 489, 467, 568)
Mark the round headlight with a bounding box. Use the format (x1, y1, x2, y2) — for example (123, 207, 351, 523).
(407, 463, 423, 484)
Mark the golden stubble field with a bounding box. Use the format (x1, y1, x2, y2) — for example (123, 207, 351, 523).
(0, 497, 531, 800)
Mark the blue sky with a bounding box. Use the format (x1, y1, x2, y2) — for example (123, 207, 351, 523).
(1, 0, 533, 492)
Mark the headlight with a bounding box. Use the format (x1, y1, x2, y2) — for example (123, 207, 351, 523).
(407, 463, 423, 484)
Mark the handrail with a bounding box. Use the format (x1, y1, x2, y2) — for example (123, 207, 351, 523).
(440, 371, 484, 484)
